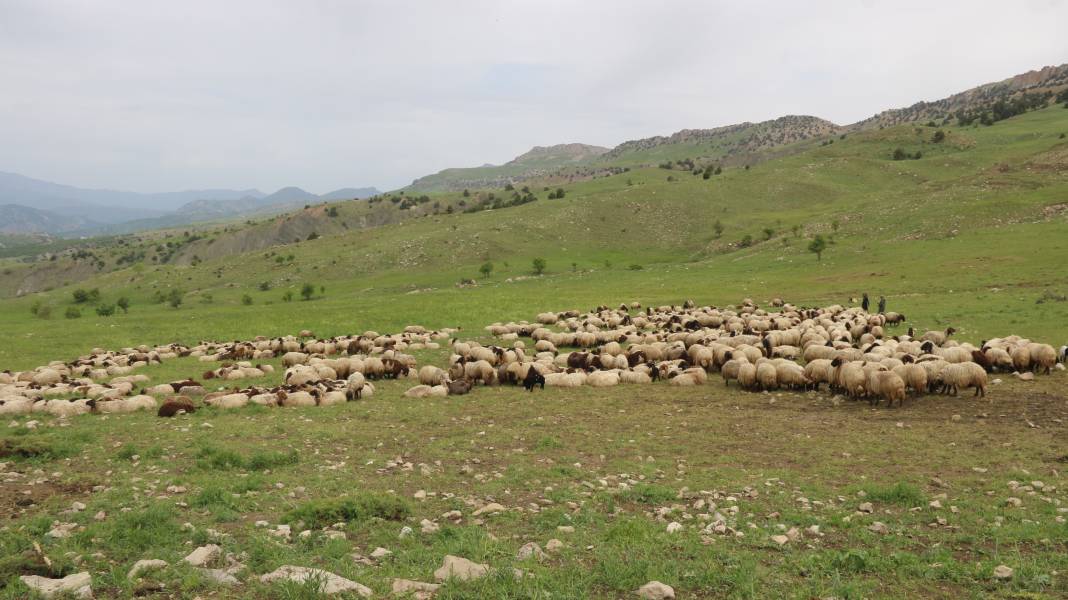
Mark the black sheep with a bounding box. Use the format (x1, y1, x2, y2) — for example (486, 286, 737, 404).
(522, 369, 545, 391)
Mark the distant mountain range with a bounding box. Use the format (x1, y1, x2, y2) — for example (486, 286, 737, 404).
(0, 171, 380, 235)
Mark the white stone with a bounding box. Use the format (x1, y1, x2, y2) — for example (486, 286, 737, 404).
(637, 580, 675, 599)
(993, 564, 1014, 580)
(392, 578, 440, 599)
(199, 568, 241, 586)
(516, 542, 546, 561)
(370, 547, 392, 559)
(128, 559, 168, 579)
(19, 572, 92, 599)
(183, 544, 221, 567)
(433, 555, 489, 582)
(473, 502, 505, 516)
(260, 565, 371, 596)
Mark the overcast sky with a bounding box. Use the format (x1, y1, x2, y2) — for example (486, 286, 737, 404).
(1, 1, 1066, 195)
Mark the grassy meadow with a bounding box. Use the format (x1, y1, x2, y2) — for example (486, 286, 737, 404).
(1, 107, 1068, 598)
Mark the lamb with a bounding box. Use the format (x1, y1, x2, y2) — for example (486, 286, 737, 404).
(403, 383, 448, 398)
(939, 362, 988, 398)
(755, 362, 778, 391)
(920, 327, 956, 347)
(545, 372, 586, 387)
(418, 365, 447, 386)
(345, 372, 367, 400)
(463, 360, 496, 385)
(279, 390, 317, 407)
(205, 393, 250, 409)
(43, 398, 91, 418)
(1027, 343, 1057, 374)
(892, 363, 928, 396)
(447, 379, 473, 395)
(522, 368, 546, 392)
(802, 359, 834, 391)
(158, 396, 197, 417)
(586, 370, 620, 387)
(737, 362, 758, 390)
(867, 371, 906, 407)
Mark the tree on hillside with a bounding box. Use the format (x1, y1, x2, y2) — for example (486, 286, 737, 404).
(479, 262, 494, 279)
(808, 235, 828, 262)
(762, 227, 775, 241)
(532, 257, 546, 275)
(713, 220, 724, 239)
(932, 130, 946, 143)
(116, 297, 130, 314)
(167, 290, 183, 309)
(301, 283, 316, 301)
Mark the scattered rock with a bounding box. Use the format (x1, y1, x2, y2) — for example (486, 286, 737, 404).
(993, 564, 1014, 580)
(556, 525, 575, 533)
(868, 521, 889, 534)
(434, 555, 489, 582)
(260, 565, 371, 596)
(392, 578, 440, 599)
(46, 522, 78, 538)
(857, 502, 873, 513)
(770, 534, 789, 546)
(665, 521, 683, 534)
(128, 559, 168, 579)
(199, 568, 241, 586)
(515, 542, 546, 562)
(19, 572, 92, 599)
(183, 544, 221, 567)
(370, 547, 392, 559)
(545, 538, 564, 553)
(420, 519, 440, 534)
(472, 502, 505, 516)
(637, 580, 675, 599)
(399, 526, 413, 538)
(1006, 497, 1023, 508)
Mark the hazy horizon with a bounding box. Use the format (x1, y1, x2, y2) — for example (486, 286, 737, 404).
(1, 0, 1066, 196)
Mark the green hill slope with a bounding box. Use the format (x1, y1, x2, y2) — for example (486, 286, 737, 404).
(1, 105, 1067, 368)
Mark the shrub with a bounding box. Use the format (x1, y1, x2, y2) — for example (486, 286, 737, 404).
(300, 283, 315, 301)
(628, 264, 643, 270)
(892, 148, 908, 160)
(282, 291, 294, 302)
(64, 307, 81, 319)
(71, 289, 90, 303)
(116, 297, 129, 313)
(95, 304, 116, 317)
(479, 262, 493, 278)
(241, 294, 253, 306)
(738, 234, 753, 248)
(808, 235, 828, 261)
(258, 281, 271, 291)
(932, 130, 945, 143)
(167, 290, 183, 309)
(35, 305, 52, 319)
(532, 257, 546, 275)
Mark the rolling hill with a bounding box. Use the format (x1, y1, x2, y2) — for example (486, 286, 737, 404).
(1, 64, 1067, 367)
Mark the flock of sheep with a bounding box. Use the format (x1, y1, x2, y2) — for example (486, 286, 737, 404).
(458, 300, 1063, 407)
(1, 298, 1065, 420)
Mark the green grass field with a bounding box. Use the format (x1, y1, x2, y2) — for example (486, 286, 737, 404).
(1, 106, 1067, 598)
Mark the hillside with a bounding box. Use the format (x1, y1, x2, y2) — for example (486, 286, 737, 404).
(855, 63, 1068, 129)
(405, 143, 611, 192)
(0, 101, 1066, 363)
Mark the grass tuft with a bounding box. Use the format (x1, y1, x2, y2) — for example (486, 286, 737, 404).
(284, 493, 411, 528)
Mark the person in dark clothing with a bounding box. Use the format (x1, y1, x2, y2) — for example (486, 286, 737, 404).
(861, 293, 869, 312)
(878, 296, 886, 313)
